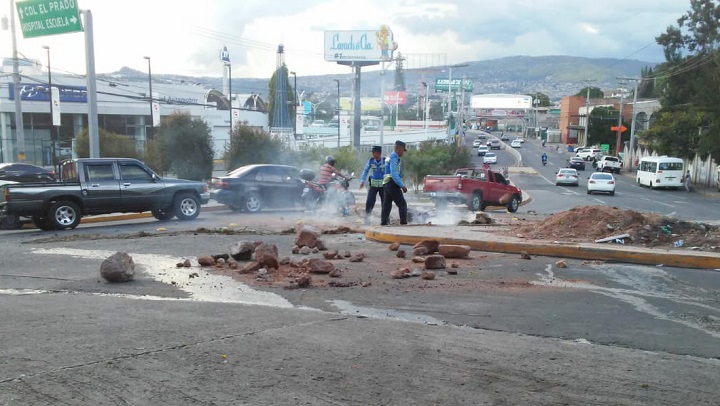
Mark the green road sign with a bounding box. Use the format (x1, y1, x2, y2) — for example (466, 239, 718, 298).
(16, 0, 83, 38)
(434, 78, 474, 92)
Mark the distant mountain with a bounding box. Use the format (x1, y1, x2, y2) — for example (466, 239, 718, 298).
(100, 55, 657, 101)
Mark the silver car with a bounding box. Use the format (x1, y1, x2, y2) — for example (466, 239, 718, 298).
(555, 168, 579, 186)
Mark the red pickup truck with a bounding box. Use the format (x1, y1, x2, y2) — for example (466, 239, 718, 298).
(422, 168, 522, 212)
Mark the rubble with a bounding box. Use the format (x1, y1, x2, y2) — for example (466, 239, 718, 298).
(197, 256, 216, 267)
(391, 267, 411, 279)
(323, 250, 340, 259)
(315, 239, 327, 251)
(396, 250, 406, 259)
(255, 244, 279, 269)
(388, 242, 400, 251)
(296, 274, 311, 288)
(182, 259, 191, 268)
(291, 245, 300, 254)
(421, 271, 436, 280)
(228, 260, 238, 270)
(412, 247, 429, 256)
(438, 245, 471, 259)
(239, 261, 263, 274)
(519, 251, 532, 260)
(411, 256, 425, 263)
(424, 255, 446, 270)
(473, 212, 493, 225)
(343, 251, 352, 258)
(328, 269, 342, 278)
(230, 241, 262, 261)
(555, 260, 568, 268)
(295, 224, 322, 248)
(305, 258, 335, 274)
(212, 253, 230, 261)
(349, 253, 366, 262)
(100, 252, 135, 283)
(414, 240, 440, 254)
(446, 267, 458, 275)
(299, 246, 312, 255)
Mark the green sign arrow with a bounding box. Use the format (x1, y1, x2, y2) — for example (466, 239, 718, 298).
(434, 78, 474, 92)
(16, 0, 83, 38)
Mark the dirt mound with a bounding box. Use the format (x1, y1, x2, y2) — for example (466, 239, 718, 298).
(516, 205, 720, 250)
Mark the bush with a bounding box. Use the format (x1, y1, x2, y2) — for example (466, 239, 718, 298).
(74, 128, 140, 159)
(156, 113, 215, 181)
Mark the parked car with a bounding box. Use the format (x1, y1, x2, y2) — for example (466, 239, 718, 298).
(596, 155, 622, 173)
(0, 158, 209, 231)
(309, 120, 325, 127)
(483, 152, 498, 164)
(510, 139, 522, 148)
(212, 164, 306, 213)
(489, 139, 501, 150)
(477, 146, 489, 156)
(422, 167, 522, 212)
(567, 157, 586, 171)
(0, 163, 55, 183)
(472, 139, 483, 148)
(587, 172, 616, 195)
(576, 148, 601, 161)
(555, 168, 579, 186)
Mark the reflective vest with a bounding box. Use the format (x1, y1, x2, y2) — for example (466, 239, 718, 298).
(366, 158, 385, 187)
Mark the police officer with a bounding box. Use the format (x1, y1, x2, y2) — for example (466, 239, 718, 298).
(359, 145, 385, 225)
(380, 140, 408, 226)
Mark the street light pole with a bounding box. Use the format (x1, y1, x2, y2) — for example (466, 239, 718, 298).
(290, 71, 297, 139)
(333, 79, 340, 148)
(143, 56, 153, 137)
(9, 0, 26, 162)
(615, 80, 627, 157)
(227, 63, 232, 131)
(446, 63, 468, 137)
(43, 45, 56, 168)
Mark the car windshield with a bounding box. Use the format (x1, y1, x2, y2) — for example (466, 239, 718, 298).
(485, 153, 496, 157)
(592, 173, 613, 180)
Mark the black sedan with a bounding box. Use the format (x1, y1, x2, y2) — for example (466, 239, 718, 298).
(0, 163, 56, 182)
(211, 164, 305, 212)
(567, 157, 586, 171)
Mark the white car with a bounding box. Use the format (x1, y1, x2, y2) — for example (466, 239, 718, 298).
(587, 172, 616, 195)
(472, 139, 483, 148)
(555, 168, 579, 186)
(576, 148, 601, 161)
(477, 146, 489, 156)
(510, 139, 522, 148)
(483, 152, 498, 164)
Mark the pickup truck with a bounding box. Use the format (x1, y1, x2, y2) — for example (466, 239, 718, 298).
(0, 158, 210, 231)
(596, 155, 622, 173)
(422, 168, 522, 212)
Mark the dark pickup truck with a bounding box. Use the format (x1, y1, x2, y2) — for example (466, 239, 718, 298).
(0, 158, 210, 230)
(422, 167, 522, 212)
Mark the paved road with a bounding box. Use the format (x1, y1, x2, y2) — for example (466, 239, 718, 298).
(2, 213, 720, 403)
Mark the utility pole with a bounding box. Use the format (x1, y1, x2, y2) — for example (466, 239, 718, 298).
(9, 0, 26, 162)
(615, 79, 628, 157)
(583, 79, 595, 146)
(618, 76, 640, 168)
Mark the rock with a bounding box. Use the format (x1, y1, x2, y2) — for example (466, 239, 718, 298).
(527, 210, 538, 215)
(315, 239, 327, 251)
(343, 251, 352, 258)
(391, 267, 411, 279)
(424, 255, 446, 270)
(447, 267, 458, 275)
(175, 262, 184, 268)
(396, 250, 406, 259)
(291, 245, 300, 254)
(361, 281, 372, 287)
(183, 259, 192, 268)
(295, 224, 322, 248)
(255, 244, 279, 269)
(410, 268, 422, 277)
(438, 245, 471, 259)
(197, 256, 216, 267)
(349, 253, 366, 262)
(474, 212, 492, 224)
(413, 240, 440, 254)
(306, 258, 335, 274)
(212, 253, 230, 261)
(99, 251, 137, 283)
(412, 247, 429, 256)
(296, 274, 311, 288)
(230, 241, 261, 261)
(388, 242, 400, 251)
(216, 258, 226, 265)
(520, 251, 532, 260)
(328, 269, 342, 278)
(451, 262, 460, 268)
(299, 246, 312, 255)
(421, 271, 436, 280)
(555, 260, 568, 268)
(239, 261, 263, 274)
(312, 247, 319, 254)
(256, 268, 268, 277)
(279, 257, 291, 266)
(411, 256, 425, 263)
(323, 250, 339, 259)
(328, 281, 355, 288)
(228, 260, 238, 270)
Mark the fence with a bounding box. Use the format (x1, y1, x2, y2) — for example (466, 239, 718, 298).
(622, 145, 719, 188)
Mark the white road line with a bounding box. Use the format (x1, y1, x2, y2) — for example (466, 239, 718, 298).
(593, 198, 605, 204)
(560, 186, 581, 195)
(640, 198, 675, 208)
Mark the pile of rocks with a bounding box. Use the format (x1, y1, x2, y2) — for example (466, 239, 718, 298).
(389, 239, 470, 280)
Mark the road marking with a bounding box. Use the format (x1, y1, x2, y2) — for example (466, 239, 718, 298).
(560, 186, 580, 195)
(640, 198, 675, 208)
(593, 198, 605, 204)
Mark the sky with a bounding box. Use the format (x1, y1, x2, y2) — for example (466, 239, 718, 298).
(1, 0, 690, 80)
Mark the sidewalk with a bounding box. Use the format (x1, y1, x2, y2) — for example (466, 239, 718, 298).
(365, 224, 720, 270)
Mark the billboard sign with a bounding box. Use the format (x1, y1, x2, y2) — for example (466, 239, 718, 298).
(9, 83, 87, 103)
(324, 25, 397, 62)
(340, 97, 382, 111)
(383, 91, 406, 105)
(471, 94, 532, 109)
(220, 46, 230, 64)
(434, 78, 473, 92)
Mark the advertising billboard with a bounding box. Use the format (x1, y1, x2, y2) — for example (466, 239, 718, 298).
(324, 25, 397, 62)
(471, 94, 532, 109)
(434, 78, 473, 92)
(383, 91, 407, 105)
(340, 97, 382, 111)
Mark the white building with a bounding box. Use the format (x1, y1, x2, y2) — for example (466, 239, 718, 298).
(0, 58, 268, 166)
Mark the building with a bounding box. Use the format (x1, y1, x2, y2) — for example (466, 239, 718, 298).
(0, 58, 268, 166)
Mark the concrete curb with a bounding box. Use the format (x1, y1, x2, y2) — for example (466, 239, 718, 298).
(79, 204, 227, 225)
(365, 226, 720, 270)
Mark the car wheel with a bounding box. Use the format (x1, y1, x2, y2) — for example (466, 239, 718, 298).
(1, 214, 22, 230)
(33, 215, 55, 231)
(47, 200, 81, 230)
(174, 193, 201, 220)
(506, 196, 520, 213)
(245, 192, 263, 213)
(587, 189, 592, 194)
(152, 207, 175, 221)
(649, 181, 654, 190)
(468, 192, 482, 212)
(610, 191, 615, 196)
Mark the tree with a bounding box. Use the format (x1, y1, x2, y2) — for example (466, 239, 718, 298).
(526, 92, 551, 107)
(403, 141, 471, 190)
(224, 122, 288, 170)
(155, 112, 215, 181)
(638, 66, 658, 98)
(75, 128, 140, 159)
(575, 86, 604, 99)
(394, 52, 406, 91)
(587, 106, 630, 150)
(267, 64, 295, 128)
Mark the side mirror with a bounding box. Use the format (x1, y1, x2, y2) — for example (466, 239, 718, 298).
(151, 173, 158, 182)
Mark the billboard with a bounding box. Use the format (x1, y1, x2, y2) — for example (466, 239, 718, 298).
(340, 97, 381, 111)
(383, 91, 407, 105)
(324, 25, 397, 62)
(435, 78, 473, 92)
(471, 94, 532, 109)
(9, 83, 87, 102)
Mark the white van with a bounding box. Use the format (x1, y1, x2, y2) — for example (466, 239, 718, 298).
(637, 156, 684, 189)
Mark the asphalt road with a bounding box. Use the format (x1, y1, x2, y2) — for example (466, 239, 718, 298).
(2, 212, 720, 404)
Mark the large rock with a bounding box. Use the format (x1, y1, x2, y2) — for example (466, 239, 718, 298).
(424, 255, 446, 270)
(438, 245, 471, 259)
(230, 241, 261, 261)
(323, 250, 339, 259)
(349, 253, 366, 262)
(391, 267, 411, 279)
(255, 244, 279, 269)
(306, 258, 335, 274)
(295, 224, 322, 248)
(413, 240, 440, 254)
(239, 261, 263, 274)
(421, 271, 436, 280)
(197, 256, 216, 267)
(100, 252, 135, 283)
(412, 247, 429, 256)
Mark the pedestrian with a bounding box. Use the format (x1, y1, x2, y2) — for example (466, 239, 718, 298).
(684, 170, 691, 192)
(359, 145, 385, 225)
(380, 140, 408, 226)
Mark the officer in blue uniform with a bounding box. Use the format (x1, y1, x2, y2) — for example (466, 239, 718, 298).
(359, 145, 385, 225)
(381, 140, 408, 226)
